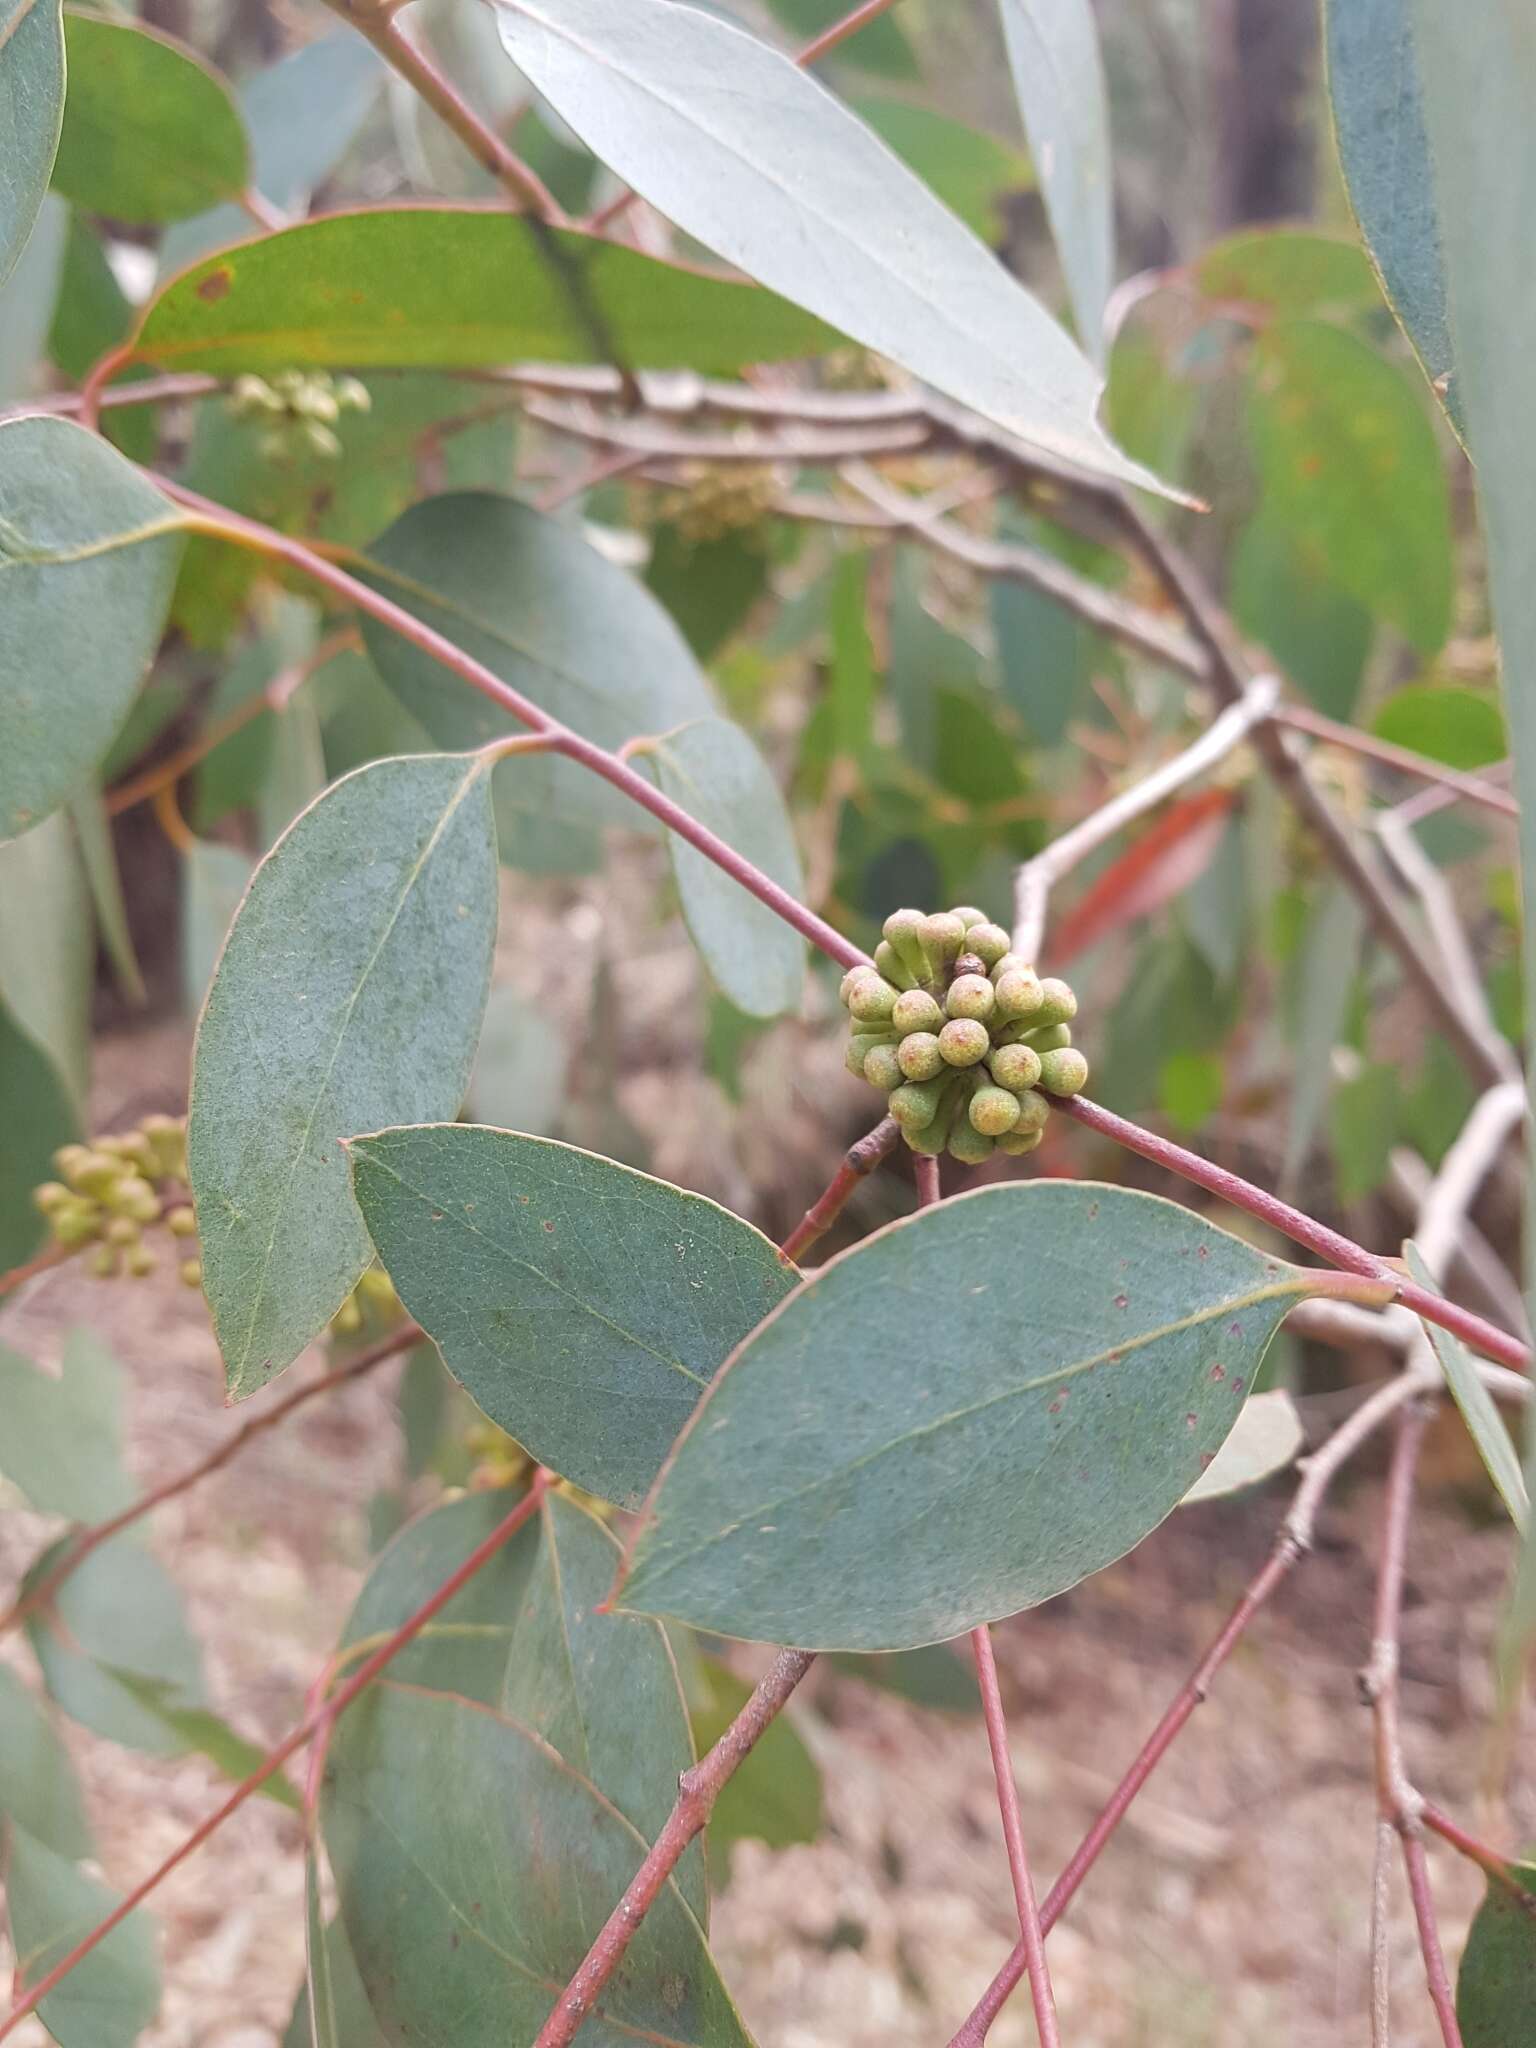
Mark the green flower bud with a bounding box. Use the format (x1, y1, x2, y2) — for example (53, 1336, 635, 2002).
(70, 1153, 125, 1199)
(1039, 1047, 1089, 1097)
(357, 1267, 398, 1307)
(1035, 977, 1078, 1027)
(882, 908, 932, 982)
(948, 1120, 994, 1165)
(889, 1079, 946, 1129)
(839, 966, 875, 1005)
(863, 1043, 904, 1091)
(105, 1175, 161, 1223)
(94, 1134, 133, 1158)
(989, 1042, 1042, 1093)
(1013, 1088, 1052, 1133)
(140, 1113, 186, 1178)
(945, 973, 996, 1023)
(31, 1181, 70, 1216)
(848, 976, 900, 1023)
(179, 1258, 203, 1290)
(895, 1031, 944, 1081)
(938, 1018, 990, 1067)
(989, 952, 1030, 984)
(125, 1244, 156, 1279)
(1025, 1022, 1073, 1053)
(846, 1030, 896, 1076)
(949, 905, 988, 929)
(902, 1111, 952, 1156)
(89, 1245, 119, 1278)
(919, 912, 966, 966)
(331, 1298, 364, 1337)
(872, 940, 918, 991)
(997, 1126, 1044, 1157)
(969, 1084, 1023, 1137)
(52, 1202, 102, 1248)
(993, 969, 1044, 1022)
(165, 1205, 197, 1238)
(965, 922, 1011, 968)
(891, 989, 944, 1036)
(104, 1216, 140, 1247)
(51, 1144, 92, 1181)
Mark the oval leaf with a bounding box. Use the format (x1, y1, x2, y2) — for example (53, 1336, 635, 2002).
(493, 0, 1172, 495)
(347, 1126, 797, 1508)
(324, 1686, 753, 2048)
(0, 1667, 92, 1860)
(187, 753, 498, 1396)
(51, 13, 248, 225)
(0, 417, 185, 841)
(131, 206, 833, 375)
(1456, 1860, 1536, 2047)
(644, 717, 806, 1018)
(0, 1331, 130, 1523)
(619, 1182, 1322, 1651)
(1179, 1388, 1304, 1504)
(1196, 227, 1379, 316)
(5, 1825, 160, 2048)
(0, 0, 64, 289)
(359, 491, 715, 834)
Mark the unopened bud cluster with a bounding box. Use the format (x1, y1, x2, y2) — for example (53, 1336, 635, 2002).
(660, 462, 779, 544)
(229, 370, 370, 460)
(840, 907, 1089, 1163)
(32, 1117, 202, 1286)
(327, 1265, 401, 1340)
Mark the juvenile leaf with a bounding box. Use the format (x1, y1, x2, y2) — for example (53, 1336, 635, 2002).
(134, 208, 833, 375)
(360, 493, 714, 835)
(187, 754, 498, 1397)
(1405, 1242, 1528, 1531)
(1180, 1389, 1304, 1504)
(324, 1686, 753, 2048)
(0, 417, 186, 841)
(5, 1825, 159, 2048)
(493, 0, 1172, 494)
(619, 1183, 1324, 1651)
(1456, 1860, 1536, 2047)
(1247, 321, 1452, 654)
(997, 0, 1114, 358)
(51, 13, 248, 225)
(0, 1666, 92, 1859)
(643, 717, 806, 1018)
(1372, 683, 1506, 771)
(693, 1662, 822, 1859)
(0, 1331, 131, 1523)
(1195, 228, 1378, 315)
(0, 0, 64, 290)
(348, 1126, 797, 1508)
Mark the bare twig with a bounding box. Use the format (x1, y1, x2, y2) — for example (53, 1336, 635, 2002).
(0, 1240, 73, 1301)
(1412, 1083, 1527, 1275)
(1274, 704, 1518, 819)
(1370, 1817, 1395, 2048)
(779, 1115, 901, 1265)
(970, 1625, 1061, 2048)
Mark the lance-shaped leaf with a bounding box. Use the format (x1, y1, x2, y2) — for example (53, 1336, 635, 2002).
(348, 1127, 797, 1508)
(51, 13, 249, 226)
(0, 1667, 92, 1860)
(324, 1686, 753, 2048)
(619, 1183, 1329, 1651)
(131, 207, 834, 376)
(0, 0, 64, 290)
(187, 754, 498, 1396)
(0, 417, 186, 841)
(1404, 1242, 1528, 1531)
(492, 0, 1173, 495)
(1456, 1860, 1536, 2047)
(997, 0, 1114, 359)
(5, 1826, 160, 2048)
(359, 492, 714, 835)
(641, 717, 806, 1018)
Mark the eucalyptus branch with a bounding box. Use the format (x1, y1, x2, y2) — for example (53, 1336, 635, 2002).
(969, 1624, 1060, 2048)
(0, 1240, 74, 1301)
(778, 1115, 901, 1265)
(1274, 703, 1519, 820)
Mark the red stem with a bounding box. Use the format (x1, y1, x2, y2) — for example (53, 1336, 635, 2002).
(0, 1240, 72, 1301)
(1421, 1804, 1536, 1913)
(530, 1647, 815, 2048)
(778, 1115, 900, 1265)
(0, 1475, 549, 2041)
(1058, 1095, 1530, 1376)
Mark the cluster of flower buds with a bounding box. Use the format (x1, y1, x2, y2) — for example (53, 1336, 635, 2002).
(660, 461, 780, 544)
(32, 1116, 201, 1285)
(840, 907, 1089, 1164)
(229, 370, 370, 461)
(328, 1265, 401, 1340)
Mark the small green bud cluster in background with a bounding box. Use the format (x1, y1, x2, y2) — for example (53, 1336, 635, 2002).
(840, 907, 1089, 1165)
(33, 1116, 200, 1285)
(327, 1263, 402, 1340)
(229, 369, 370, 461)
(658, 461, 780, 543)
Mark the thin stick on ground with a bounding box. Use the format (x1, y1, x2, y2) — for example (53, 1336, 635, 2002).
(779, 1115, 901, 1264)
(0, 1474, 551, 2042)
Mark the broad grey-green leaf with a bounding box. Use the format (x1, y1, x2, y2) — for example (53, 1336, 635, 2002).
(4, 1824, 159, 2048)
(1456, 1859, 1536, 2046)
(1180, 1389, 1303, 1504)
(466, 982, 568, 1136)
(0, 416, 186, 841)
(619, 1182, 1324, 1650)
(1325, 0, 1459, 430)
(0, 0, 64, 290)
(360, 492, 715, 835)
(493, 0, 1173, 495)
(1405, 1241, 1528, 1530)
(324, 1686, 754, 2048)
(186, 752, 498, 1397)
(1231, 511, 1372, 722)
(0, 1666, 92, 1859)
(997, 0, 1114, 359)
(347, 1125, 797, 1508)
(642, 717, 805, 1018)
(0, 189, 65, 401)
(0, 1330, 130, 1523)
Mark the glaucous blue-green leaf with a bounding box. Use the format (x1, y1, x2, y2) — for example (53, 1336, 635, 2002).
(1456, 1859, 1536, 2047)
(997, 0, 1114, 359)
(466, 982, 569, 1137)
(25, 1533, 206, 1756)
(348, 1126, 797, 1508)
(290, 1861, 388, 2048)
(619, 1183, 1328, 1650)
(0, 189, 64, 401)
(493, 0, 1174, 495)
(1405, 1242, 1528, 1530)
(0, 1330, 129, 1523)
(1195, 227, 1378, 315)
(187, 753, 498, 1397)
(0, 1666, 92, 1859)
(1231, 511, 1372, 721)
(0, 417, 186, 841)
(324, 1686, 754, 2048)
(51, 13, 248, 225)
(1180, 1389, 1303, 1504)
(692, 1661, 821, 1860)
(0, 0, 63, 290)
(132, 208, 834, 376)
(1325, 0, 1459, 429)
(359, 492, 714, 836)
(181, 840, 253, 1017)
(4, 1825, 159, 2048)
(642, 717, 805, 1018)
(1247, 320, 1452, 654)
